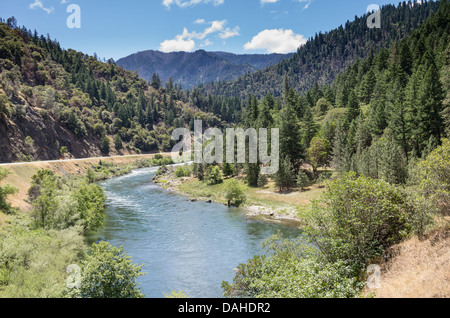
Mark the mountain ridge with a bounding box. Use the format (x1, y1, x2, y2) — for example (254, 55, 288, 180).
(197, 1, 442, 99)
(116, 50, 293, 90)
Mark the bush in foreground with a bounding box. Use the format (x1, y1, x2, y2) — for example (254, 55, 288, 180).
(69, 241, 145, 298)
(222, 234, 363, 298)
(305, 172, 415, 274)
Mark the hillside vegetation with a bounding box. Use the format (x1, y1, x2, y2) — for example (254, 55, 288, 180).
(0, 19, 225, 163)
(0, 0, 449, 299)
(199, 1, 441, 99)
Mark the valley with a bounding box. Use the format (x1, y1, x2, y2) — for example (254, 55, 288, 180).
(0, 0, 449, 300)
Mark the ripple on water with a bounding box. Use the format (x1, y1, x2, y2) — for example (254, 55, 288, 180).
(93, 166, 304, 298)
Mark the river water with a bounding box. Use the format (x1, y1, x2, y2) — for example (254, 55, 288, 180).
(90, 167, 303, 298)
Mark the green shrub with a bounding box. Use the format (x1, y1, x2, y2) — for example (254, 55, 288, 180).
(175, 166, 191, 178)
(0, 223, 86, 298)
(72, 241, 145, 298)
(28, 169, 106, 234)
(410, 138, 450, 217)
(305, 172, 414, 274)
(206, 165, 223, 185)
(0, 168, 18, 214)
(224, 179, 246, 207)
(60, 109, 87, 138)
(0, 92, 12, 118)
(222, 234, 363, 298)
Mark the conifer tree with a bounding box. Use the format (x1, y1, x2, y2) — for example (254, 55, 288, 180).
(346, 90, 360, 125)
(274, 156, 296, 192)
(333, 122, 351, 174)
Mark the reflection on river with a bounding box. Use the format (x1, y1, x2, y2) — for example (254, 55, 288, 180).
(89, 167, 303, 298)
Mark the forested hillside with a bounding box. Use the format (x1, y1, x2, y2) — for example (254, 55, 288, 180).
(0, 1, 446, 166)
(0, 19, 225, 163)
(231, 0, 449, 184)
(0, 0, 449, 300)
(198, 1, 441, 100)
(116, 50, 292, 90)
(217, 1, 450, 298)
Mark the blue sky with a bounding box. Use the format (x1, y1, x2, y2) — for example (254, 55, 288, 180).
(1, 0, 402, 60)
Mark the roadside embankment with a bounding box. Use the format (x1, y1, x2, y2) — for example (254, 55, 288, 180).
(0, 154, 167, 212)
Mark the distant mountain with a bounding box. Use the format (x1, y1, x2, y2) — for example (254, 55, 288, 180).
(198, 1, 442, 99)
(116, 50, 293, 90)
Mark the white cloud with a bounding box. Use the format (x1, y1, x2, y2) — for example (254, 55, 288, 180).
(159, 28, 196, 52)
(29, 0, 54, 14)
(219, 26, 240, 39)
(297, 0, 312, 10)
(203, 20, 227, 37)
(244, 29, 306, 54)
(160, 20, 239, 52)
(261, 0, 279, 4)
(163, 0, 224, 9)
(200, 39, 214, 47)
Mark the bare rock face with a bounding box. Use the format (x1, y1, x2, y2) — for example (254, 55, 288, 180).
(0, 105, 101, 163)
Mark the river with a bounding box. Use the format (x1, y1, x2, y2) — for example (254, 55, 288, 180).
(89, 166, 303, 298)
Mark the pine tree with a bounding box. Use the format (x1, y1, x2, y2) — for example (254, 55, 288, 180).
(359, 69, 376, 104)
(114, 134, 123, 150)
(296, 170, 309, 191)
(100, 135, 111, 155)
(246, 162, 261, 187)
(333, 122, 351, 174)
(441, 48, 450, 137)
(222, 162, 234, 177)
(278, 98, 303, 167)
(274, 156, 296, 192)
(418, 53, 445, 144)
(346, 90, 360, 125)
(301, 105, 317, 151)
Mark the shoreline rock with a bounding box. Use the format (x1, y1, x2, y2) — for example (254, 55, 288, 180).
(153, 168, 304, 229)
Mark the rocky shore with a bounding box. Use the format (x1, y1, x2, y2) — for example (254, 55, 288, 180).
(152, 165, 304, 229)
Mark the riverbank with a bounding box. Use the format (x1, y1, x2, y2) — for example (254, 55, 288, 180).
(2, 159, 448, 298)
(0, 153, 173, 225)
(152, 165, 450, 298)
(152, 165, 326, 229)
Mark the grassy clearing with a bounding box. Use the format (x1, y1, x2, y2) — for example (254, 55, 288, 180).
(176, 174, 327, 222)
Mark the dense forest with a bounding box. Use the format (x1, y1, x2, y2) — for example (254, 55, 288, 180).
(190, 0, 450, 298)
(0, 1, 444, 164)
(193, 0, 450, 193)
(197, 1, 442, 100)
(0, 0, 449, 299)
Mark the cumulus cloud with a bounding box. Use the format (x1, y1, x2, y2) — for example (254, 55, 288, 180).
(200, 39, 214, 47)
(244, 29, 306, 54)
(159, 28, 196, 52)
(160, 20, 239, 52)
(194, 18, 206, 24)
(163, 0, 224, 9)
